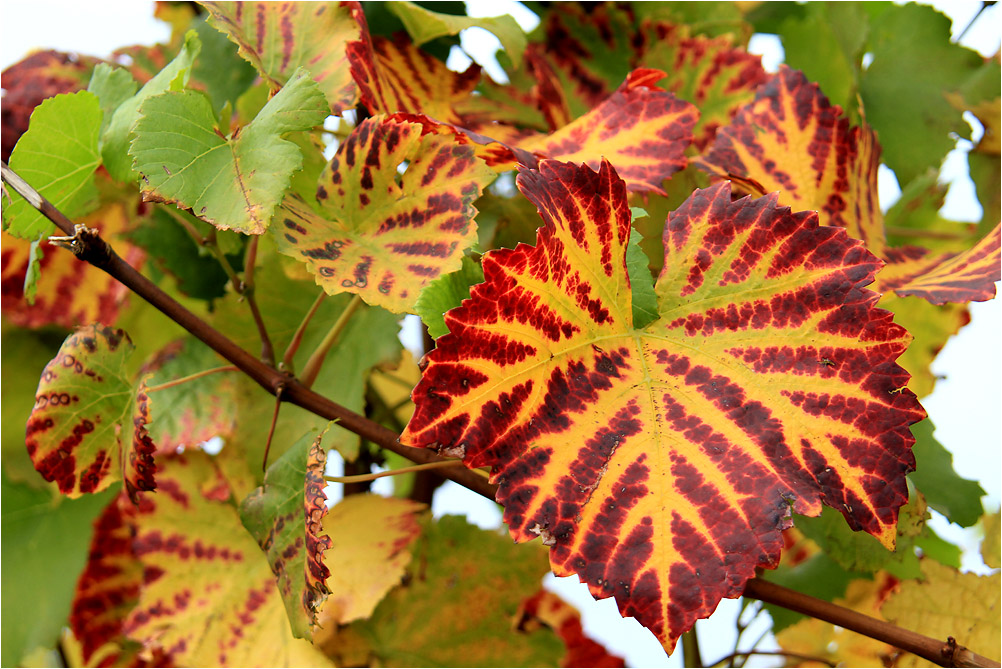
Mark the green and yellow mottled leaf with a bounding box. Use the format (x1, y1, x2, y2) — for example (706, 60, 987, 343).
(123, 451, 332, 667)
(102, 31, 201, 183)
(315, 493, 424, 626)
(25, 326, 156, 500)
(698, 66, 886, 255)
(2, 91, 102, 240)
(388, 2, 527, 69)
(276, 115, 494, 312)
(2, 201, 146, 329)
(131, 67, 329, 234)
(319, 515, 564, 667)
(401, 160, 925, 651)
(240, 429, 332, 639)
(882, 561, 1001, 667)
(202, 1, 361, 113)
(776, 572, 900, 668)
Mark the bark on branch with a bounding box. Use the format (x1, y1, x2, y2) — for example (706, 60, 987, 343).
(3, 162, 997, 669)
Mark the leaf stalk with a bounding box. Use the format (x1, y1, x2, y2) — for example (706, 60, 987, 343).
(144, 365, 238, 393)
(299, 294, 363, 389)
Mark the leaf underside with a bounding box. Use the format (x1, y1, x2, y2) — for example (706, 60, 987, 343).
(402, 159, 925, 650)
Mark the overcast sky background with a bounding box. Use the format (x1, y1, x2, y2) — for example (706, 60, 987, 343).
(1, 2, 999, 667)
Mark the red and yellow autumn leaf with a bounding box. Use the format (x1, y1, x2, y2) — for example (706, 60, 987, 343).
(314, 493, 425, 626)
(202, 0, 362, 112)
(697, 66, 1001, 306)
(401, 160, 925, 651)
(25, 325, 156, 500)
(275, 115, 495, 313)
(876, 225, 1001, 305)
(123, 450, 332, 666)
(1, 200, 145, 329)
(239, 430, 333, 639)
(517, 589, 627, 668)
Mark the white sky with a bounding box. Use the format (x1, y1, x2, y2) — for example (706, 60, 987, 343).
(1, 2, 999, 667)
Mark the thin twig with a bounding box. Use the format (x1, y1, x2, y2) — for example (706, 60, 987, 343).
(885, 225, 973, 241)
(261, 384, 284, 471)
(324, 459, 466, 483)
(283, 290, 326, 372)
(144, 365, 238, 393)
(682, 628, 703, 668)
(709, 649, 838, 668)
(955, 2, 993, 42)
(242, 235, 276, 367)
(4, 161, 999, 669)
(299, 294, 363, 389)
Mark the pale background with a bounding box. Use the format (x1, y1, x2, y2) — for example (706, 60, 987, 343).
(1, 1, 998, 666)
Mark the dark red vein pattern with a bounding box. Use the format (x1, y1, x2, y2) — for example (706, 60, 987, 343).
(401, 160, 925, 651)
(25, 325, 151, 498)
(202, 1, 361, 112)
(276, 115, 494, 313)
(876, 224, 1001, 304)
(697, 66, 886, 256)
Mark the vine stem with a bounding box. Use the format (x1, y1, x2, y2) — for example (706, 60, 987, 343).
(299, 293, 363, 389)
(144, 365, 238, 393)
(241, 235, 276, 367)
(3, 161, 998, 669)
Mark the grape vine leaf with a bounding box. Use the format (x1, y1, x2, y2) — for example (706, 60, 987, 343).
(516, 589, 627, 668)
(882, 561, 1001, 666)
(130, 67, 329, 235)
(122, 450, 333, 667)
(319, 515, 564, 667)
(401, 159, 925, 651)
(1, 200, 147, 329)
(314, 493, 425, 626)
(776, 572, 900, 668)
(908, 419, 985, 528)
(388, 2, 527, 69)
(276, 115, 495, 313)
(102, 30, 201, 183)
(87, 64, 138, 139)
(25, 325, 156, 501)
(202, 0, 362, 113)
(240, 429, 333, 639)
(2, 91, 102, 240)
(414, 255, 485, 339)
(982, 512, 1001, 569)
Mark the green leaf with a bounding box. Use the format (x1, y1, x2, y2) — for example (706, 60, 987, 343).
(388, 1, 527, 68)
(414, 255, 485, 339)
(23, 239, 43, 305)
(326, 515, 564, 667)
(130, 67, 328, 234)
(102, 30, 201, 183)
(859, 3, 985, 185)
(190, 16, 258, 115)
(908, 419, 985, 528)
(87, 63, 138, 140)
(240, 428, 332, 639)
(914, 526, 962, 568)
(626, 227, 658, 329)
(1, 474, 116, 666)
(2, 91, 102, 239)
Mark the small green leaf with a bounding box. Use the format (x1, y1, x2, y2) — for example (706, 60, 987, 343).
(908, 419, 985, 527)
(388, 1, 527, 68)
(190, 17, 258, 115)
(626, 227, 658, 329)
(2, 91, 102, 239)
(102, 30, 201, 182)
(413, 255, 485, 339)
(23, 240, 44, 305)
(87, 63, 138, 140)
(130, 67, 328, 234)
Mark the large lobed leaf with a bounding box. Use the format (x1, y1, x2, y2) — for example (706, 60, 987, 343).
(276, 115, 495, 313)
(402, 159, 925, 650)
(131, 67, 329, 234)
(25, 325, 155, 500)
